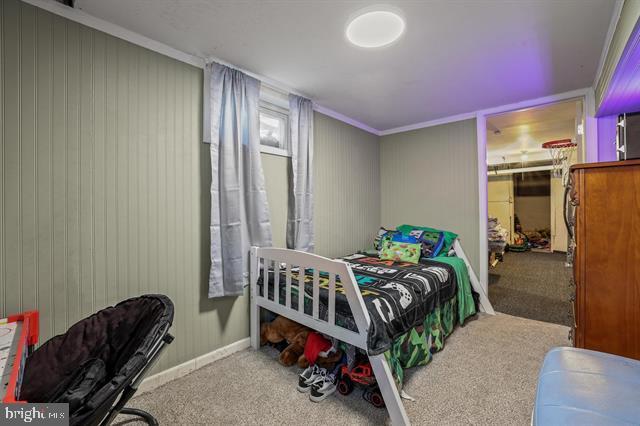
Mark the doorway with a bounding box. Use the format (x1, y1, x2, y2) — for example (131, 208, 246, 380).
(484, 100, 581, 326)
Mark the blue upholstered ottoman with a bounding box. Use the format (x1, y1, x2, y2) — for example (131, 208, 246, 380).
(534, 347, 640, 425)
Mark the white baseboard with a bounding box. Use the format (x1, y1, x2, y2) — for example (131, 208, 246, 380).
(138, 337, 251, 394)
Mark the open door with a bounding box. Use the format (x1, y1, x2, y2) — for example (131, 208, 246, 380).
(488, 175, 514, 244)
(550, 176, 569, 252)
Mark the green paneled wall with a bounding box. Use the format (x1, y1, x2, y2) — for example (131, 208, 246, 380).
(262, 152, 289, 248)
(1, 0, 383, 376)
(380, 119, 480, 276)
(261, 112, 381, 257)
(0, 0, 252, 374)
(314, 112, 381, 258)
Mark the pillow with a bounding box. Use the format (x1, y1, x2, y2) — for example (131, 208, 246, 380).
(417, 230, 445, 258)
(396, 224, 458, 255)
(379, 240, 421, 264)
(374, 227, 396, 250)
(392, 228, 444, 258)
(391, 232, 420, 244)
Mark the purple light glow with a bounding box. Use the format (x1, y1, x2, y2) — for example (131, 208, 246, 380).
(597, 20, 640, 117)
(597, 115, 617, 162)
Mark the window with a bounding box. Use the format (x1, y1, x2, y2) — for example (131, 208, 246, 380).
(259, 101, 289, 156)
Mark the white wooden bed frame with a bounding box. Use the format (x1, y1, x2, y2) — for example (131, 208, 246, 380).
(250, 239, 494, 426)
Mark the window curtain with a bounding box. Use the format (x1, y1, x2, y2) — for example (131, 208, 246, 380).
(203, 62, 273, 298)
(287, 95, 314, 252)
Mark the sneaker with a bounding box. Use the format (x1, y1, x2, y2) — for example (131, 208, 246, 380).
(297, 365, 325, 393)
(309, 372, 337, 402)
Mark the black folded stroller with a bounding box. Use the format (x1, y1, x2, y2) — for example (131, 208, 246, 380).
(19, 294, 174, 426)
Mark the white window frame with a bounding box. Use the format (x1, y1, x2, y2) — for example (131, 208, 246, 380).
(259, 82, 292, 157)
(259, 100, 290, 157)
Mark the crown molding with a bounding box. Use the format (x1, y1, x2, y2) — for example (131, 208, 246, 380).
(21, 0, 205, 68)
(312, 105, 381, 136)
(475, 87, 590, 116)
(16, 0, 602, 141)
(378, 87, 591, 137)
(379, 111, 477, 136)
(593, 0, 625, 88)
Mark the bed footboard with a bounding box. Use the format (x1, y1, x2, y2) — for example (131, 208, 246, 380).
(249, 246, 410, 425)
(249, 247, 370, 349)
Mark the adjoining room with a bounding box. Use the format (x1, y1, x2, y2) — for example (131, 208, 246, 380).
(486, 100, 581, 326)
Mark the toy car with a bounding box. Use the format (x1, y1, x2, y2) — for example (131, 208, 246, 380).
(337, 363, 385, 408)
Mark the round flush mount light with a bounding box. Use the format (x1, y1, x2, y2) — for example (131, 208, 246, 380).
(346, 7, 405, 48)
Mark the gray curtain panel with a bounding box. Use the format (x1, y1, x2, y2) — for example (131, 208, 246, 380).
(203, 62, 273, 298)
(287, 94, 314, 252)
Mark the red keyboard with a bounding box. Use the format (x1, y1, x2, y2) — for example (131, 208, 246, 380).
(0, 311, 39, 403)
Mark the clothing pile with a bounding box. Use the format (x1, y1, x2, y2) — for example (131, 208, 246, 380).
(488, 217, 508, 254)
(524, 229, 551, 250)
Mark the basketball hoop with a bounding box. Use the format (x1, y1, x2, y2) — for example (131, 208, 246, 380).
(542, 139, 577, 180)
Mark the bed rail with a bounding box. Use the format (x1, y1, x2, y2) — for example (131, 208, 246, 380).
(249, 247, 370, 349)
(452, 239, 495, 315)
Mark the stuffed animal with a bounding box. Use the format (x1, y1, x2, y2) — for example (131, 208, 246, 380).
(298, 347, 343, 369)
(260, 316, 311, 367)
(298, 331, 344, 370)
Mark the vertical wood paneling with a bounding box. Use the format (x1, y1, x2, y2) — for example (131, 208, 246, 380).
(79, 26, 94, 318)
(262, 113, 380, 258)
(66, 20, 81, 326)
(20, 4, 37, 313)
(128, 42, 139, 302)
(104, 35, 117, 308)
(138, 49, 149, 297)
(92, 30, 107, 312)
(0, 0, 5, 318)
(4, 0, 23, 318)
(380, 119, 481, 275)
(35, 8, 54, 339)
(1, 0, 385, 377)
(0, 0, 240, 376)
(116, 39, 128, 304)
(51, 14, 67, 335)
(261, 154, 288, 248)
(313, 112, 380, 258)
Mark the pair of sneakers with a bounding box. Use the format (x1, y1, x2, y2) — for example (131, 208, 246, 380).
(296, 365, 337, 402)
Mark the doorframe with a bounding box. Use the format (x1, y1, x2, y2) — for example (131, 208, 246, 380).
(475, 87, 597, 298)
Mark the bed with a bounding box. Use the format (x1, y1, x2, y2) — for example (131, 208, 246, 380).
(250, 238, 494, 426)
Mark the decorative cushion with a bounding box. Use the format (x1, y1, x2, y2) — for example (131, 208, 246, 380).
(379, 240, 421, 264)
(396, 224, 457, 256)
(391, 232, 420, 244)
(417, 230, 445, 258)
(374, 227, 396, 250)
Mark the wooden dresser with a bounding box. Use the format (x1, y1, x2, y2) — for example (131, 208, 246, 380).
(568, 160, 640, 360)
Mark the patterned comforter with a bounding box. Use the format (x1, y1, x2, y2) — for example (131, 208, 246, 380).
(258, 253, 459, 355)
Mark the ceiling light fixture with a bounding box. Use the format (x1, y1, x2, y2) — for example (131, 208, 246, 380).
(346, 8, 405, 48)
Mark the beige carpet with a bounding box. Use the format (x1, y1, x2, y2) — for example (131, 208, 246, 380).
(115, 313, 569, 425)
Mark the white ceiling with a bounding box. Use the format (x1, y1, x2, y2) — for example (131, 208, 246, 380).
(487, 100, 580, 165)
(75, 0, 616, 132)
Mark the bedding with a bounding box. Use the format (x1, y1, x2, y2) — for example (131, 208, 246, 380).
(374, 227, 395, 250)
(258, 252, 476, 355)
(396, 224, 457, 255)
(379, 240, 421, 263)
